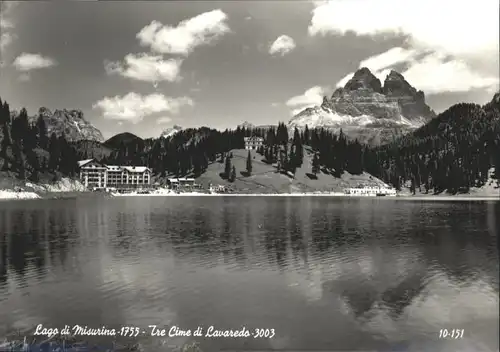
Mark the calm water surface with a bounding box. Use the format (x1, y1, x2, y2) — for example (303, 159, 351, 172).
(0, 197, 498, 352)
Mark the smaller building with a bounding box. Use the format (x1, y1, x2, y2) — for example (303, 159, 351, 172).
(244, 136, 264, 150)
(209, 184, 227, 193)
(167, 177, 196, 189)
(344, 185, 397, 196)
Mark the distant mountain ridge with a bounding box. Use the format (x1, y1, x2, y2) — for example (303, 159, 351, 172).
(288, 68, 436, 144)
(104, 132, 143, 149)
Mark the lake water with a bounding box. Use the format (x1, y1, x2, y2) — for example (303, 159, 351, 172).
(0, 196, 498, 352)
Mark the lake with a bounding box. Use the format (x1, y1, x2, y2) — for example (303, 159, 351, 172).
(0, 196, 498, 352)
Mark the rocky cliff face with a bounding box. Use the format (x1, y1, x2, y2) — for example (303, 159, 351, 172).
(31, 108, 104, 142)
(288, 68, 436, 144)
(160, 125, 183, 139)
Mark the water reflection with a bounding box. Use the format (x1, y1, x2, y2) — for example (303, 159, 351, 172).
(0, 197, 498, 351)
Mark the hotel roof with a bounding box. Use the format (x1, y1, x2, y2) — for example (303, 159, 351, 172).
(77, 159, 94, 167)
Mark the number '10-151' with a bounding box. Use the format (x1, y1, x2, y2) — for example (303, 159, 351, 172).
(439, 329, 464, 339)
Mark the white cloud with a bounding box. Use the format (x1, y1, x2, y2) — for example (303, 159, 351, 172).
(359, 47, 419, 73)
(93, 93, 194, 124)
(308, 0, 498, 58)
(335, 50, 499, 94)
(136, 9, 230, 56)
(311, 0, 499, 95)
(397, 53, 500, 94)
(0, 1, 17, 51)
(286, 86, 328, 115)
(156, 116, 173, 124)
(13, 53, 57, 71)
(269, 35, 296, 56)
(105, 53, 182, 83)
(0, 33, 14, 52)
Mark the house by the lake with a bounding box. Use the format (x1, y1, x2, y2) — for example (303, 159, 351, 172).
(244, 136, 264, 150)
(166, 177, 197, 189)
(77, 159, 152, 190)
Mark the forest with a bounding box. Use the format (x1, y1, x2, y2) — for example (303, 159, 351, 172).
(1, 93, 499, 194)
(0, 98, 79, 182)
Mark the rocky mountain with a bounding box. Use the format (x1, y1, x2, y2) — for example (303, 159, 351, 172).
(160, 125, 183, 139)
(288, 68, 436, 145)
(28, 108, 104, 142)
(237, 121, 255, 129)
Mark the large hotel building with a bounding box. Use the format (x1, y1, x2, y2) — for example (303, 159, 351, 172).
(77, 159, 152, 189)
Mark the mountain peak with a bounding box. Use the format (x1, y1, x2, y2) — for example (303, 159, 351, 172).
(31, 108, 103, 142)
(238, 121, 255, 129)
(344, 67, 382, 93)
(160, 125, 183, 139)
(288, 69, 436, 144)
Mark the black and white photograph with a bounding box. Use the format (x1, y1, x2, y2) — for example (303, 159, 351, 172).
(0, 0, 499, 351)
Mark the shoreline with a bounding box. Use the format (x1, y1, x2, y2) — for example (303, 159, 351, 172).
(110, 191, 499, 201)
(1, 188, 498, 202)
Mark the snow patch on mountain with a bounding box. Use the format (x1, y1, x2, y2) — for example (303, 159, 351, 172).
(160, 125, 182, 139)
(289, 106, 423, 130)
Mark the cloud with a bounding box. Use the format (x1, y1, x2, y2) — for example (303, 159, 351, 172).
(269, 35, 296, 56)
(156, 116, 173, 124)
(0, 1, 17, 51)
(311, 0, 499, 95)
(359, 47, 420, 73)
(105, 53, 182, 83)
(136, 9, 230, 56)
(93, 93, 194, 124)
(12, 53, 57, 71)
(394, 53, 500, 94)
(286, 86, 328, 115)
(336, 49, 499, 94)
(0, 33, 14, 52)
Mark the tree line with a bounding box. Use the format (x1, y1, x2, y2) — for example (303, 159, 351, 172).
(94, 96, 500, 194)
(0, 97, 79, 182)
(2, 93, 499, 194)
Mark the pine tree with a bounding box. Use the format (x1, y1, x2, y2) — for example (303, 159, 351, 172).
(229, 165, 236, 182)
(48, 133, 60, 171)
(224, 156, 231, 178)
(304, 125, 310, 145)
(0, 100, 12, 170)
(246, 150, 252, 175)
(312, 153, 320, 175)
(37, 115, 48, 149)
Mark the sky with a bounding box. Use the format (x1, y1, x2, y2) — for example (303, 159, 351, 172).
(0, 0, 498, 140)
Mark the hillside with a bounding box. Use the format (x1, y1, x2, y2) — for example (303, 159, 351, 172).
(364, 93, 500, 195)
(71, 140, 113, 160)
(104, 132, 144, 149)
(194, 148, 387, 194)
(0, 100, 81, 190)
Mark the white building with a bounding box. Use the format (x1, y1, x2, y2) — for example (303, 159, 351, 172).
(344, 185, 397, 196)
(244, 136, 264, 150)
(167, 177, 196, 189)
(78, 159, 152, 189)
(77, 159, 108, 189)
